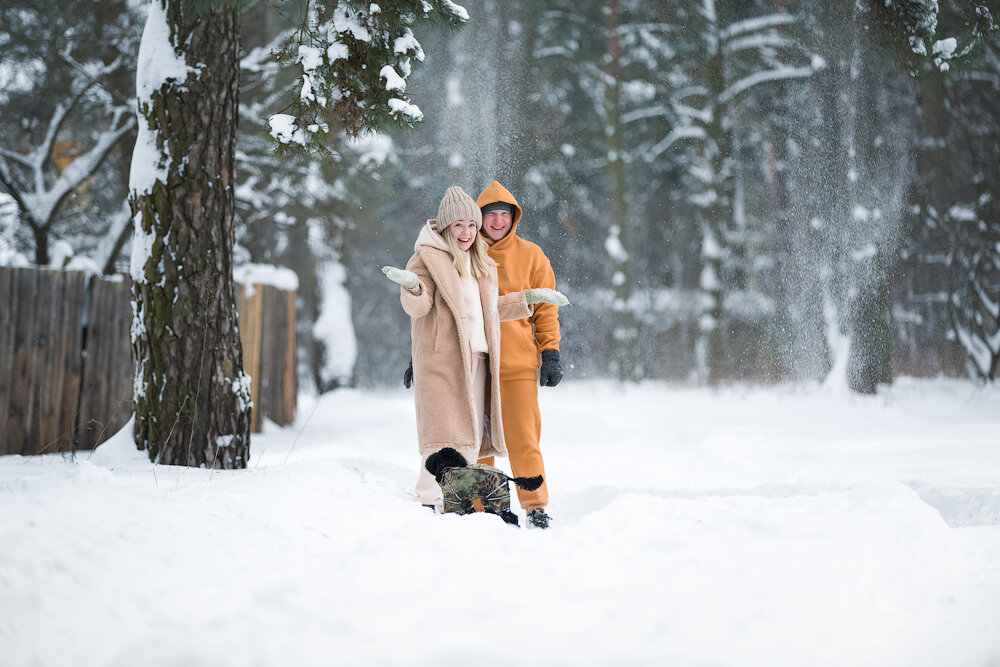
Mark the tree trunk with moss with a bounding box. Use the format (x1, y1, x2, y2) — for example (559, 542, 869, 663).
(130, 0, 250, 467)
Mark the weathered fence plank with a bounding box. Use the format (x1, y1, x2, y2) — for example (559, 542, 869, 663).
(278, 288, 297, 425)
(39, 270, 85, 454)
(77, 276, 133, 450)
(0, 268, 85, 455)
(0, 267, 13, 451)
(7, 268, 39, 454)
(259, 285, 297, 427)
(236, 284, 263, 433)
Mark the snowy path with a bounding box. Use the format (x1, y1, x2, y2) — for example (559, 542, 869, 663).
(1, 379, 999, 666)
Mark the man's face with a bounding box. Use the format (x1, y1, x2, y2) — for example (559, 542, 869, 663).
(482, 209, 513, 241)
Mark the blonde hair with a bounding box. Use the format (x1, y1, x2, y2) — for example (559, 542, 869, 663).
(441, 225, 493, 280)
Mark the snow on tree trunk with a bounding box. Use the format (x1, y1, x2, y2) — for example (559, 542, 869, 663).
(692, 0, 731, 384)
(839, 25, 897, 395)
(846, 248, 894, 394)
(313, 257, 357, 391)
(603, 0, 638, 382)
(676, 2, 818, 384)
(129, 0, 250, 467)
(763, 5, 831, 383)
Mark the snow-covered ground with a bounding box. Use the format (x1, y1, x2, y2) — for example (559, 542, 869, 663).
(1, 378, 999, 667)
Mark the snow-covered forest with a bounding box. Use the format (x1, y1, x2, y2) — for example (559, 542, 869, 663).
(1, 0, 997, 392)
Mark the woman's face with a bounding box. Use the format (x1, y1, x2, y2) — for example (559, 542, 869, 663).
(449, 218, 477, 251)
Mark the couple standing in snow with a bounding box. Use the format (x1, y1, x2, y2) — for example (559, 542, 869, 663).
(382, 181, 565, 529)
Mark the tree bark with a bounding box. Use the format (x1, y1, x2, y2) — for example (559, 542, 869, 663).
(32, 221, 49, 266)
(131, 0, 250, 467)
(844, 37, 894, 394)
(696, 3, 732, 385)
(603, 0, 638, 381)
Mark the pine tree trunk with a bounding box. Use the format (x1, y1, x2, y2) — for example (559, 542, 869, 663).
(847, 249, 893, 393)
(695, 4, 731, 385)
(130, 0, 250, 467)
(844, 44, 893, 394)
(603, 0, 638, 381)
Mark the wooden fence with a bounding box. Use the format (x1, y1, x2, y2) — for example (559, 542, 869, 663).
(236, 283, 297, 432)
(0, 266, 296, 456)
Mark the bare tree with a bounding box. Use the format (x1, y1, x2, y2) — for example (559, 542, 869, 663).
(0, 57, 134, 265)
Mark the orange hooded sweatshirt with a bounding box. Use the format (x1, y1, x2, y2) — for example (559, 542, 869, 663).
(476, 180, 561, 380)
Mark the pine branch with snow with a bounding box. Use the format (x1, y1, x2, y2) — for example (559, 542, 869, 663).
(268, 0, 468, 156)
(862, 0, 996, 73)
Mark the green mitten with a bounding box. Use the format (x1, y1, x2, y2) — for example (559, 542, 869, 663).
(382, 266, 418, 290)
(524, 288, 570, 307)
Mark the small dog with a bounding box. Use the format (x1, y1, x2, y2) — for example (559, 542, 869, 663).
(425, 447, 543, 526)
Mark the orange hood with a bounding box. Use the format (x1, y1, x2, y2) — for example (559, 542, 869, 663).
(476, 180, 522, 248)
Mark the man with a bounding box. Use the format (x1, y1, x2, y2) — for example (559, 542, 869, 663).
(474, 180, 562, 529)
(403, 180, 562, 528)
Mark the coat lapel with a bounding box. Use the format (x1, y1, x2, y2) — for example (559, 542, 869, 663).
(418, 247, 462, 328)
(418, 248, 473, 386)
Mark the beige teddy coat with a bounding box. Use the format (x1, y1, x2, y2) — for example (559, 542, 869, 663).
(401, 221, 531, 458)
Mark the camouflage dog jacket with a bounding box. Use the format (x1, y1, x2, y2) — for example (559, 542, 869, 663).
(425, 447, 543, 527)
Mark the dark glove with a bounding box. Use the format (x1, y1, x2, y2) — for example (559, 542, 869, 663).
(404, 358, 413, 389)
(539, 350, 563, 387)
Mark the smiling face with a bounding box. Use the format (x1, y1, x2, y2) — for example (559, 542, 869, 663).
(449, 218, 478, 251)
(482, 209, 513, 242)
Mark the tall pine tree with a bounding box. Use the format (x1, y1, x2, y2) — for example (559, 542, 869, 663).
(129, 0, 467, 466)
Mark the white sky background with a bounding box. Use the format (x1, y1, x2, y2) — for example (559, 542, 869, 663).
(1, 377, 998, 666)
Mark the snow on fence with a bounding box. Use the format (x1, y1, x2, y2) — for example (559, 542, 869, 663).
(0, 265, 296, 457)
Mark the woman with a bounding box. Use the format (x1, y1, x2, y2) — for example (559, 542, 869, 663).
(382, 186, 567, 510)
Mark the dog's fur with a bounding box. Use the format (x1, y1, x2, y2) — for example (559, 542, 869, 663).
(425, 447, 470, 484)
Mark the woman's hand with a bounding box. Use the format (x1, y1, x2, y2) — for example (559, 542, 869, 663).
(524, 288, 570, 307)
(382, 266, 418, 290)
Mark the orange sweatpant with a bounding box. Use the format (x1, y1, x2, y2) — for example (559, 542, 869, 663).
(478, 377, 548, 511)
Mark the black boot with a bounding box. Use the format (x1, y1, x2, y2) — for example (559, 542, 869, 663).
(526, 508, 551, 529)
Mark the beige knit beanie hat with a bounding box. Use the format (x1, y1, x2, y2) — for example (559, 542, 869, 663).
(437, 186, 482, 231)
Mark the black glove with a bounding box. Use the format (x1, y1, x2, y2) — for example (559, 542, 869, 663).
(539, 349, 563, 387)
(404, 358, 413, 389)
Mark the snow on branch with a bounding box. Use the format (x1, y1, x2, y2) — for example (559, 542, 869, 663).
(621, 105, 668, 125)
(535, 45, 577, 59)
(672, 102, 713, 124)
(724, 33, 793, 54)
(0, 147, 32, 168)
(3, 43, 131, 217)
(59, 45, 126, 97)
(718, 64, 816, 105)
(720, 13, 796, 42)
(38, 102, 75, 172)
(242, 29, 294, 75)
(0, 160, 31, 224)
(0, 45, 134, 232)
(20, 105, 135, 230)
(269, 0, 468, 153)
(648, 125, 707, 160)
(440, 0, 469, 21)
